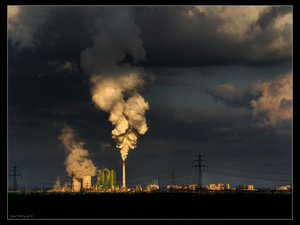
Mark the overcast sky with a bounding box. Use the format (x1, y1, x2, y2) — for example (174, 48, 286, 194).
(8, 5, 292, 189)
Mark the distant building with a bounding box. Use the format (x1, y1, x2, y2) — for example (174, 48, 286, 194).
(152, 179, 158, 186)
(207, 183, 230, 191)
(147, 184, 159, 191)
(248, 185, 255, 190)
(276, 185, 292, 191)
(236, 184, 247, 190)
(209, 184, 217, 190)
(218, 183, 225, 190)
(135, 185, 142, 192)
(209, 183, 225, 190)
(167, 185, 182, 190)
(239, 184, 256, 191)
(181, 184, 198, 190)
(225, 184, 230, 190)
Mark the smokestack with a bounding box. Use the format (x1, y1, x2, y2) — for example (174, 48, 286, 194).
(122, 160, 126, 188)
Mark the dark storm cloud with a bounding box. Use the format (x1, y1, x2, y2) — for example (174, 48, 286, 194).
(254, 6, 292, 30)
(136, 6, 292, 67)
(8, 6, 292, 69)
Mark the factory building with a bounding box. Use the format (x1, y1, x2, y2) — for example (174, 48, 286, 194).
(95, 168, 117, 189)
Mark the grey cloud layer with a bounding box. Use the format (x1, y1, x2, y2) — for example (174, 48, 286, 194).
(137, 6, 292, 67)
(8, 6, 292, 67)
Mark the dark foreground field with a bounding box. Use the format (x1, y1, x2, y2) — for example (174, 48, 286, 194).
(8, 192, 292, 219)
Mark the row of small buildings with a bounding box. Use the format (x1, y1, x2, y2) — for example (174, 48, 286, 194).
(48, 168, 292, 193)
(165, 184, 292, 192)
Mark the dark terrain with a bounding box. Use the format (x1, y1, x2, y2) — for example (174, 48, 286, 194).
(8, 191, 292, 219)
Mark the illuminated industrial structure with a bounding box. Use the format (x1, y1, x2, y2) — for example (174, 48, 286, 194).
(95, 168, 117, 189)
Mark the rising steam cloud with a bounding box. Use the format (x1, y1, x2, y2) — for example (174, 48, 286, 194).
(81, 8, 154, 161)
(59, 125, 97, 178)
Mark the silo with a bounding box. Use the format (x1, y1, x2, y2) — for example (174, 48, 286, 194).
(83, 176, 92, 189)
(72, 178, 81, 192)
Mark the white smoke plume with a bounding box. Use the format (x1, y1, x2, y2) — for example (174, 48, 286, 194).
(81, 8, 154, 161)
(59, 125, 97, 178)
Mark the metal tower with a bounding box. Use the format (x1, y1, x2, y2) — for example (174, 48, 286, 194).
(8, 166, 22, 191)
(193, 153, 208, 189)
(171, 170, 176, 186)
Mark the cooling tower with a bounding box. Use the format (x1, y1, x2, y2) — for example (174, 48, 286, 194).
(83, 176, 92, 189)
(72, 178, 81, 192)
(122, 160, 126, 188)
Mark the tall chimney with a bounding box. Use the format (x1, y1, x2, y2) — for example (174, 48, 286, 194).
(122, 160, 126, 188)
